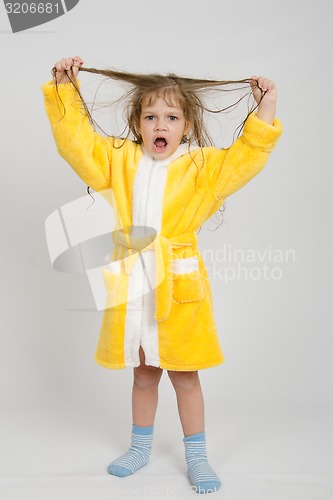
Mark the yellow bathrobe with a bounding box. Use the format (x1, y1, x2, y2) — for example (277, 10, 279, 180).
(42, 80, 282, 371)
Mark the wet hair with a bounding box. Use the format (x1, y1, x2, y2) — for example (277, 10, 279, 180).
(51, 66, 266, 230)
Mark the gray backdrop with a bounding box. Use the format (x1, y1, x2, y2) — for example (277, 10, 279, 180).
(1, 0, 332, 499)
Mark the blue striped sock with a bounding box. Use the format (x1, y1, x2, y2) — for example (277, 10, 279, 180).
(183, 431, 221, 494)
(108, 424, 154, 477)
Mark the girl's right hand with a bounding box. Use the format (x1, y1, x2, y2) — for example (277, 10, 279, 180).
(53, 56, 84, 84)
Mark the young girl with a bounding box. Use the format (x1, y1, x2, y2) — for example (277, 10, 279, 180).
(42, 56, 282, 495)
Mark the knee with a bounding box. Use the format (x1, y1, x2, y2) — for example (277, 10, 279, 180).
(167, 370, 199, 391)
(134, 365, 163, 390)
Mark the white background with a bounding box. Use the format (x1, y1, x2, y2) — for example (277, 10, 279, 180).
(1, 0, 332, 498)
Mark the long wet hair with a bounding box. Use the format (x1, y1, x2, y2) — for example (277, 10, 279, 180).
(51, 65, 266, 230)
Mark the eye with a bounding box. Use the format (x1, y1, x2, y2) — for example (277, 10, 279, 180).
(145, 115, 155, 120)
(168, 116, 178, 121)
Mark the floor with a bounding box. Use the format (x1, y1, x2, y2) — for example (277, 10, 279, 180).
(1, 399, 332, 499)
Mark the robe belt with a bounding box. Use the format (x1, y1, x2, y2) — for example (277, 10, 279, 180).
(112, 229, 198, 322)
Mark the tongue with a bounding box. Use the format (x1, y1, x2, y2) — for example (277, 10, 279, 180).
(155, 138, 166, 148)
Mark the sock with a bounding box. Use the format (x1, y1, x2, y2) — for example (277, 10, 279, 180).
(108, 424, 154, 477)
(183, 431, 221, 494)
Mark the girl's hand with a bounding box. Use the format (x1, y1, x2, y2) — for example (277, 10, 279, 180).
(52, 56, 84, 84)
(250, 76, 277, 105)
(250, 75, 277, 125)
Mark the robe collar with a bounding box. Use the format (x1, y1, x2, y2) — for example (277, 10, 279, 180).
(141, 142, 201, 166)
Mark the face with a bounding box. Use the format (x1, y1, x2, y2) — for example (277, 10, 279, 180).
(137, 92, 191, 160)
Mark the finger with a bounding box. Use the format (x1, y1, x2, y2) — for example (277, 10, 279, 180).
(257, 76, 265, 90)
(64, 57, 74, 70)
(250, 76, 262, 94)
(73, 55, 84, 66)
(261, 78, 270, 91)
(62, 56, 83, 79)
(257, 77, 273, 92)
(266, 80, 276, 92)
(55, 61, 65, 73)
(55, 58, 69, 72)
(249, 75, 259, 87)
(53, 57, 73, 82)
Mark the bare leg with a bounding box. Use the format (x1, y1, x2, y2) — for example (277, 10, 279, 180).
(167, 370, 204, 436)
(132, 346, 163, 426)
(108, 346, 163, 477)
(168, 370, 221, 493)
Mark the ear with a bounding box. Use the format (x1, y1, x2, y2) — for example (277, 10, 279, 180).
(183, 121, 191, 136)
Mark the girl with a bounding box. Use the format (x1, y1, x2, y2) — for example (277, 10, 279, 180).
(42, 56, 282, 494)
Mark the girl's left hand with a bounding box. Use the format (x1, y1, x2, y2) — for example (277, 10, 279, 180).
(250, 76, 277, 106)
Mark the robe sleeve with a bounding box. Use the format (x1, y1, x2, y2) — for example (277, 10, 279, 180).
(41, 80, 114, 192)
(207, 113, 283, 200)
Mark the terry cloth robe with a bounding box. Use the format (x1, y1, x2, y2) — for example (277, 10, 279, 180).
(42, 80, 282, 371)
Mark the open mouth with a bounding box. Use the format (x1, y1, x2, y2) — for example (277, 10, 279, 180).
(154, 137, 168, 150)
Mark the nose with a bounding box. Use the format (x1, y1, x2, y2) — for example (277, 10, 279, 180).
(154, 118, 167, 131)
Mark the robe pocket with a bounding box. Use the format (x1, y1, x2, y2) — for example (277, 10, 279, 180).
(171, 256, 204, 303)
